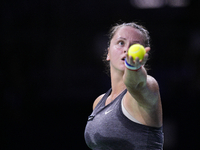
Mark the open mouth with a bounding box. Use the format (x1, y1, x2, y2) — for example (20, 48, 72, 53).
(122, 57, 125, 61)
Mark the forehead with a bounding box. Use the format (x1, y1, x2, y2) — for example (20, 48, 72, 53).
(113, 26, 143, 41)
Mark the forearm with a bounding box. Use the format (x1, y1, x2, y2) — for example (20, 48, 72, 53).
(123, 66, 147, 90)
(123, 66, 160, 107)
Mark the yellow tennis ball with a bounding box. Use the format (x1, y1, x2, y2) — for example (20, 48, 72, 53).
(128, 44, 146, 60)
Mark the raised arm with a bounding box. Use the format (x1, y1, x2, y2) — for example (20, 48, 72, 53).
(123, 47, 160, 109)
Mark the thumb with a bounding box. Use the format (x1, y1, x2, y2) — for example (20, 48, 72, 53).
(145, 47, 150, 53)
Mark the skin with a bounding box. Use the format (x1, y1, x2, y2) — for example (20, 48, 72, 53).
(93, 26, 162, 127)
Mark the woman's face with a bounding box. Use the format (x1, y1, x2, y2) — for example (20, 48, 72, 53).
(107, 26, 144, 72)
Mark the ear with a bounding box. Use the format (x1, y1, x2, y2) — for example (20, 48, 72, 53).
(106, 48, 110, 61)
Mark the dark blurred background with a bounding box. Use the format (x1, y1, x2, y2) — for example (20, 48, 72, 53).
(1, 0, 199, 149)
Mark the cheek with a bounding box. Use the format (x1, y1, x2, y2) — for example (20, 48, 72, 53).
(109, 49, 122, 63)
(112, 45, 123, 54)
(108, 43, 123, 60)
(110, 48, 118, 58)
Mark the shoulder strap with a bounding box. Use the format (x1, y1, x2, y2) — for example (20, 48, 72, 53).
(88, 88, 112, 121)
(95, 88, 112, 109)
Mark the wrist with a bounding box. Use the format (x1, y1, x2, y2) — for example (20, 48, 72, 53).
(125, 58, 142, 71)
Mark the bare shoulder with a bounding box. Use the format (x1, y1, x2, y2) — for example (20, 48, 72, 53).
(93, 94, 105, 110)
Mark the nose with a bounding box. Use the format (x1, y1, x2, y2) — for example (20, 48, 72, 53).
(123, 47, 128, 53)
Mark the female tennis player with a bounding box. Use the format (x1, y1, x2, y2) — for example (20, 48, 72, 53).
(84, 22, 164, 150)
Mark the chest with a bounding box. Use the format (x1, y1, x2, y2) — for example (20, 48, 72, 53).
(88, 100, 122, 133)
(84, 101, 149, 150)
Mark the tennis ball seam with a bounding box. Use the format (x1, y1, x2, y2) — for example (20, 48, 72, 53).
(128, 44, 145, 60)
(131, 45, 142, 54)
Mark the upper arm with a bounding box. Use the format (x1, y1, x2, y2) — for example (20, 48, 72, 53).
(124, 76, 162, 127)
(93, 94, 105, 110)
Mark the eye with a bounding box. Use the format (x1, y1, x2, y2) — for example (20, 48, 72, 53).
(118, 41, 125, 46)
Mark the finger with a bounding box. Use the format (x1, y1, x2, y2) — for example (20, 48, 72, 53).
(141, 53, 149, 64)
(126, 55, 132, 63)
(129, 56, 135, 64)
(135, 57, 140, 66)
(145, 47, 151, 53)
(144, 53, 149, 61)
(125, 54, 130, 64)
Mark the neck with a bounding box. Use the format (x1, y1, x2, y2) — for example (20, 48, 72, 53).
(109, 67, 126, 100)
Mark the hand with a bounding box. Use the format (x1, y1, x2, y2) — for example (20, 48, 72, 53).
(126, 47, 150, 68)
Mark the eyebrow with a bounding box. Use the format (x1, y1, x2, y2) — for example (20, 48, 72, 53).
(117, 37, 140, 44)
(117, 37, 126, 40)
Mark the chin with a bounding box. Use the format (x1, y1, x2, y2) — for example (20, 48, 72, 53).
(119, 66, 126, 72)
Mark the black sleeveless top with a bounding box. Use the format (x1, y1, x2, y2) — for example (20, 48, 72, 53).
(84, 89, 164, 150)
